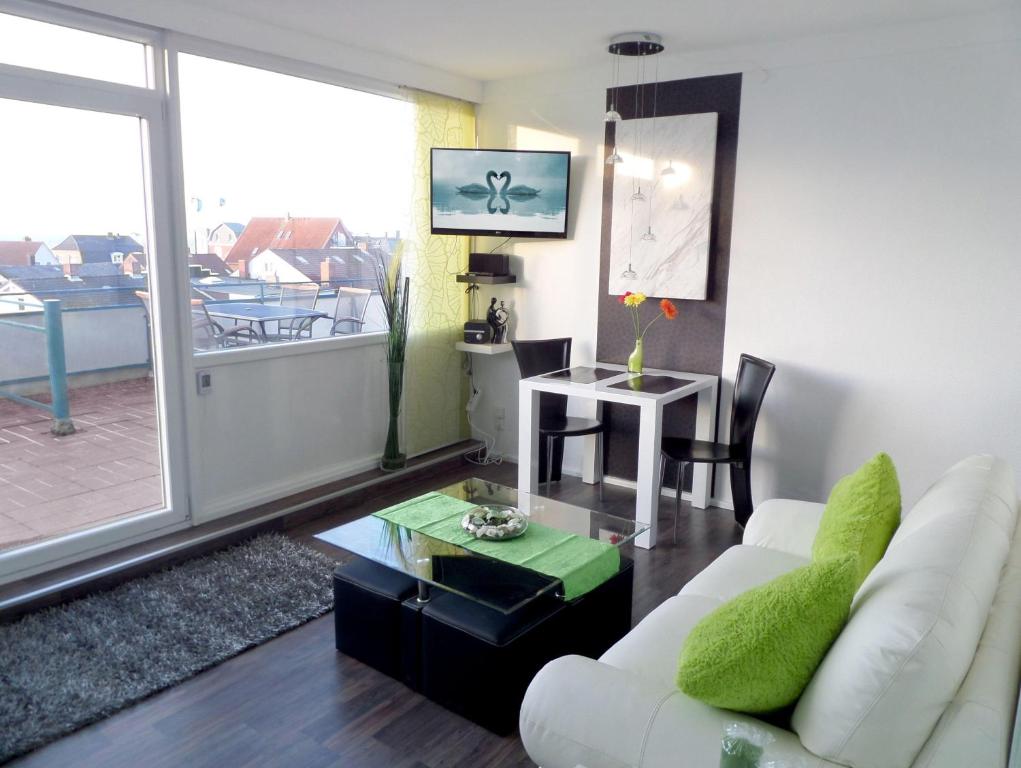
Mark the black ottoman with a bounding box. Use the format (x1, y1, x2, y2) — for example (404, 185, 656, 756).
(418, 557, 635, 735)
(333, 557, 421, 684)
(419, 590, 568, 735)
(559, 555, 634, 659)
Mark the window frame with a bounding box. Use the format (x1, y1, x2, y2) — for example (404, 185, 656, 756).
(0, 0, 157, 88)
(0, 3, 192, 581)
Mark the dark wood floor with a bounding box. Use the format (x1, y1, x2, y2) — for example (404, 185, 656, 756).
(10, 461, 742, 768)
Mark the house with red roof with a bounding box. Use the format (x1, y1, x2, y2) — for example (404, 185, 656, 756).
(0, 240, 58, 267)
(225, 217, 353, 276)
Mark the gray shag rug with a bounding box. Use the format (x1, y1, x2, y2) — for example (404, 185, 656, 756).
(0, 533, 336, 763)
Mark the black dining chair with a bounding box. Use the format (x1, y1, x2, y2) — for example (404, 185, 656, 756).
(512, 338, 607, 499)
(659, 353, 775, 534)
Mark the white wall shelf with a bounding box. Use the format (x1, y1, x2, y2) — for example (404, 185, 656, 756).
(455, 342, 513, 355)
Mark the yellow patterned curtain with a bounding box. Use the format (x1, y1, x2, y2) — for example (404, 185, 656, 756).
(403, 90, 475, 455)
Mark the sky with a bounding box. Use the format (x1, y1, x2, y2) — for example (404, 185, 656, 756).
(177, 54, 414, 245)
(0, 12, 415, 249)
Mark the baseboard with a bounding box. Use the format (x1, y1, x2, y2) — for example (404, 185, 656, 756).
(193, 455, 381, 524)
(499, 462, 734, 510)
(604, 474, 734, 510)
(195, 440, 485, 522)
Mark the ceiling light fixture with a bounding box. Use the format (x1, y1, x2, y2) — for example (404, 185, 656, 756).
(605, 33, 665, 278)
(605, 47, 622, 123)
(605, 32, 663, 166)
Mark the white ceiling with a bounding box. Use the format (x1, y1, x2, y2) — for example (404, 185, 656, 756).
(197, 0, 1008, 81)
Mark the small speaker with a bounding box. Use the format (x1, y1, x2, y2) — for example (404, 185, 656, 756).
(463, 321, 492, 344)
(468, 252, 509, 276)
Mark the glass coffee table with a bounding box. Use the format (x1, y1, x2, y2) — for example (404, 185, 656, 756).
(315, 478, 649, 734)
(315, 477, 649, 613)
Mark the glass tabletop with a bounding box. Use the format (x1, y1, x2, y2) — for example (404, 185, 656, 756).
(606, 374, 695, 394)
(540, 366, 622, 384)
(315, 477, 648, 614)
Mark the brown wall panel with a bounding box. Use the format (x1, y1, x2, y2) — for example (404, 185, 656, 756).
(596, 73, 742, 487)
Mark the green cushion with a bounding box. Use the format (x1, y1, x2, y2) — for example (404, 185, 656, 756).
(812, 452, 901, 587)
(677, 555, 857, 713)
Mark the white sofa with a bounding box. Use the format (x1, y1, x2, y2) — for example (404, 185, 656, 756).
(520, 454, 1021, 768)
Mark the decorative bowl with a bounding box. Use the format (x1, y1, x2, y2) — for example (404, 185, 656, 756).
(460, 504, 528, 541)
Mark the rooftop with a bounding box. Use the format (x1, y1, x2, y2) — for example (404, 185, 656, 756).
(0, 241, 45, 267)
(212, 222, 244, 237)
(226, 217, 352, 268)
(189, 253, 229, 275)
(53, 234, 145, 264)
(0, 264, 147, 309)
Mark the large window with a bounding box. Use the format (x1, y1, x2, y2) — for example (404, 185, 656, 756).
(177, 54, 414, 352)
(0, 2, 421, 580)
(0, 8, 189, 575)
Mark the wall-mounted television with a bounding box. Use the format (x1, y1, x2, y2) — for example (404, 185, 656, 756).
(430, 148, 570, 239)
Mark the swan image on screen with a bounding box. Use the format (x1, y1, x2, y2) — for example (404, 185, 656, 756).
(431, 149, 569, 237)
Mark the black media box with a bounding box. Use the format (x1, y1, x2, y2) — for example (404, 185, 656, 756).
(464, 322, 492, 344)
(468, 252, 510, 276)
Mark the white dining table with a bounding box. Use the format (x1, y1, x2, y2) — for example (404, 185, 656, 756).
(518, 363, 719, 549)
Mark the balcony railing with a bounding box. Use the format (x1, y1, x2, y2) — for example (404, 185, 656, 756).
(0, 277, 384, 399)
(0, 298, 75, 435)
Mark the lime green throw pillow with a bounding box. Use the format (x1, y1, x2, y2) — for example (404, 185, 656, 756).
(812, 452, 901, 587)
(677, 556, 857, 713)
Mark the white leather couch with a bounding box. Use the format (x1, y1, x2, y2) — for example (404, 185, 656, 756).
(520, 455, 1021, 768)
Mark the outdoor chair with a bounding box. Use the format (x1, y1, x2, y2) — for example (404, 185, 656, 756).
(272, 283, 321, 341)
(325, 286, 372, 336)
(191, 300, 261, 350)
(136, 291, 259, 351)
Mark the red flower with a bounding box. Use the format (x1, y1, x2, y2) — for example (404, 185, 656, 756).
(617, 291, 632, 304)
(660, 299, 678, 320)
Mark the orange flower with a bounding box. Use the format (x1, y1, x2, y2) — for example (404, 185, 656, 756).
(660, 299, 678, 320)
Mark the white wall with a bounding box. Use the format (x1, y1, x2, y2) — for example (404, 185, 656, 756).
(472, 79, 609, 471)
(477, 9, 1021, 505)
(34, 244, 58, 265)
(722, 26, 1021, 507)
(1, 305, 149, 384)
(188, 337, 389, 522)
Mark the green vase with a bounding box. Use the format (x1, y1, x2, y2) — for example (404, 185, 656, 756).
(627, 338, 644, 374)
(381, 413, 406, 471)
(381, 362, 406, 472)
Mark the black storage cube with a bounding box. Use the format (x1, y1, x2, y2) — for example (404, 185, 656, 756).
(420, 591, 568, 735)
(333, 557, 420, 683)
(562, 556, 634, 659)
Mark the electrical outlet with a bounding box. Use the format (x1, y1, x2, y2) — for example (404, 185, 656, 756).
(495, 406, 506, 431)
(196, 369, 212, 395)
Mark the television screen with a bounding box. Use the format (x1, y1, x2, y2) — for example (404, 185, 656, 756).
(431, 148, 570, 238)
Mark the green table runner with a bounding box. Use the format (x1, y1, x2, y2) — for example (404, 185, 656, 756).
(373, 492, 620, 600)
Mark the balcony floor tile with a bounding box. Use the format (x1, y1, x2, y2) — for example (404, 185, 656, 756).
(0, 377, 163, 552)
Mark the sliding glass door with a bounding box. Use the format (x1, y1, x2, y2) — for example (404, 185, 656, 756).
(0, 8, 190, 580)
